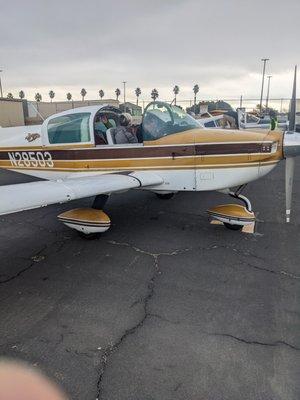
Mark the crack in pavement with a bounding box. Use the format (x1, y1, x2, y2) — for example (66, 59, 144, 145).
(2, 233, 298, 399)
(95, 239, 299, 398)
(107, 240, 192, 258)
(204, 247, 300, 281)
(65, 348, 94, 359)
(0, 246, 47, 284)
(0, 236, 71, 284)
(211, 333, 300, 351)
(245, 262, 300, 280)
(95, 240, 191, 400)
(94, 240, 299, 399)
(238, 250, 300, 280)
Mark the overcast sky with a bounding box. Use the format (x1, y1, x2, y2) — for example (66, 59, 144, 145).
(0, 0, 299, 104)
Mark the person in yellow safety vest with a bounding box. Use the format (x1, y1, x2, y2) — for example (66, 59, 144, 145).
(269, 110, 278, 131)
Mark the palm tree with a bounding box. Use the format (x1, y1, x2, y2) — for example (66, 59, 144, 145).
(49, 90, 55, 102)
(151, 88, 159, 101)
(193, 84, 199, 110)
(35, 93, 42, 102)
(173, 85, 179, 105)
(67, 92, 74, 109)
(19, 90, 25, 100)
(80, 88, 87, 101)
(35, 93, 42, 111)
(135, 87, 141, 106)
(115, 88, 121, 101)
(99, 89, 104, 100)
(7, 93, 14, 99)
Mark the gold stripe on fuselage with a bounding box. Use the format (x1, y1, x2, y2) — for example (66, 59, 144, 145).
(0, 159, 280, 172)
(0, 152, 282, 171)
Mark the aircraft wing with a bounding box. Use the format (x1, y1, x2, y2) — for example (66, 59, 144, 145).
(0, 172, 163, 216)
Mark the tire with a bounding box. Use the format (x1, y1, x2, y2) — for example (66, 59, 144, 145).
(155, 193, 174, 200)
(224, 222, 243, 231)
(78, 231, 102, 240)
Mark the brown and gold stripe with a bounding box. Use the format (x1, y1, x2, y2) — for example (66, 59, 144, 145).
(0, 142, 276, 161)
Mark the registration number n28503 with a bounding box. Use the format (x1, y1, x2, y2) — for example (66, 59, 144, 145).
(8, 151, 54, 168)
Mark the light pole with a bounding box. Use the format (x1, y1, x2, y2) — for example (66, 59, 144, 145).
(265, 75, 272, 110)
(259, 58, 269, 115)
(122, 81, 126, 112)
(0, 69, 3, 98)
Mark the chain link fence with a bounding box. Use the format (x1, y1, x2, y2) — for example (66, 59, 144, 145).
(139, 98, 295, 114)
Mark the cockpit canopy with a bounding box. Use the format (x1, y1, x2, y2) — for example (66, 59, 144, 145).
(142, 102, 201, 141)
(43, 102, 202, 146)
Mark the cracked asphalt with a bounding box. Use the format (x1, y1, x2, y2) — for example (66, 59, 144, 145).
(0, 160, 299, 400)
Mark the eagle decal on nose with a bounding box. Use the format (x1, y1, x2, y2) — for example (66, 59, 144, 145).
(25, 133, 40, 142)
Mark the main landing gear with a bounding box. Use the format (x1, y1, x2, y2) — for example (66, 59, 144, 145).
(57, 194, 111, 239)
(207, 185, 255, 231)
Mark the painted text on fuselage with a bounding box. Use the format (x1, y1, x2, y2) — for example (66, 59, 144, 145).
(8, 151, 54, 168)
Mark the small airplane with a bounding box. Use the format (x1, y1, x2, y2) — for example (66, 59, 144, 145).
(237, 109, 288, 130)
(0, 67, 299, 237)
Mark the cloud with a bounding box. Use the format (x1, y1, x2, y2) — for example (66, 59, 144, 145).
(0, 0, 299, 102)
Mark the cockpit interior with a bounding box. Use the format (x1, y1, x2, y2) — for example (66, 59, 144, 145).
(94, 107, 121, 145)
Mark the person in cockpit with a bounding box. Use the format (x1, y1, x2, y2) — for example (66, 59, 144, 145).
(111, 113, 138, 144)
(94, 114, 116, 143)
(143, 114, 161, 140)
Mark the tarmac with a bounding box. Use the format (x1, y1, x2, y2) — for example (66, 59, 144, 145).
(0, 161, 299, 400)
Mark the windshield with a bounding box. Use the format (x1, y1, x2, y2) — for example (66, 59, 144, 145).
(170, 105, 200, 128)
(142, 102, 201, 141)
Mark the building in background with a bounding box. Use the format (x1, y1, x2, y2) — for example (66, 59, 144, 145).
(0, 98, 119, 127)
(0, 98, 25, 127)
